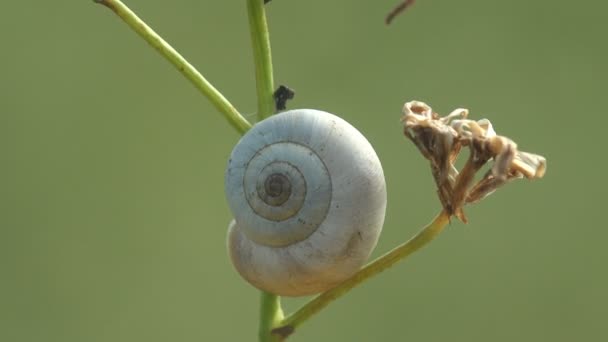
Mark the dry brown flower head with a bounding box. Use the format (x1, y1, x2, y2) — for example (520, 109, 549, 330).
(402, 100, 546, 222)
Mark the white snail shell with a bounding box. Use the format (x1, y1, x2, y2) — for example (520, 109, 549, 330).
(225, 109, 387, 297)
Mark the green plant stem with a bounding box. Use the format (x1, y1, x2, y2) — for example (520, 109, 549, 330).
(259, 292, 285, 342)
(245, 2, 282, 341)
(247, 0, 276, 120)
(272, 210, 451, 338)
(93, 0, 252, 134)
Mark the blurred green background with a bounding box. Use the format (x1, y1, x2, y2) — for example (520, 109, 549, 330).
(1, 0, 606, 341)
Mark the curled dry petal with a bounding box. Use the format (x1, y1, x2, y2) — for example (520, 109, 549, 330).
(513, 151, 547, 179)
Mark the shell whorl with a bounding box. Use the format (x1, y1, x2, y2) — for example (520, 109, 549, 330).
(225, 109, 387, 296)
(228, 139, 332, 247)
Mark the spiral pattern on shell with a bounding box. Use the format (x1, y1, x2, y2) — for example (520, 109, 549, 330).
(225, 109, 387, 296)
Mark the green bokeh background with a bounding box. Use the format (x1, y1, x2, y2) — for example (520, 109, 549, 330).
(2, 1, 606, 341)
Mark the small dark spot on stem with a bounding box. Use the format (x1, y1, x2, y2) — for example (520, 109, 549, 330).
(272, 325, 295, 339)
(273, 85, 295, 111)
(93, 0, 113, 11)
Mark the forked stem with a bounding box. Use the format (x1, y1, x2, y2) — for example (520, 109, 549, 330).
(272, 211, 451, 339)
(93, 0, 252, 134)
(95, 2, 453, 341)
(259, 291, 285, 342)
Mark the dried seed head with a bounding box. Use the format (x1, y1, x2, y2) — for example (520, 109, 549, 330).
(402, 101, 465, 214)
(401, 100, 546, 221)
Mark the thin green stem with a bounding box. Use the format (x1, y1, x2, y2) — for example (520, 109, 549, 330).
(247, 0, 276, 120)
(272, 211, 451, 337)
(93, 0, 252, 134)
(259, 292, 285, 342)
(245, 2, 282, 341)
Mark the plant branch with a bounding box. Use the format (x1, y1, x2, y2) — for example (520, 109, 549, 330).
(259, 291, 285, 342)
(273, 210, 451, 337)
(93, 0, 252, 134)
(246, 1, 282, 341)
(247, 0, 276, 120)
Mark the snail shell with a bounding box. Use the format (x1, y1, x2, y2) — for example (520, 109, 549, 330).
(225, 109, 386, 296)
